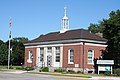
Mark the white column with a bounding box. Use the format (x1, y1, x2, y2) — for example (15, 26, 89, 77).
(52, 47, 55, 67)
(98, 66, 99, 75)
(60, 46, 63, 67)
(44, 47, 47, 67)
(36, 48, 40, 67)
(111, 65, 112, 74)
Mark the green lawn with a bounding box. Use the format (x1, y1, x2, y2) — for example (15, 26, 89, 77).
(0, 66, 24, 70)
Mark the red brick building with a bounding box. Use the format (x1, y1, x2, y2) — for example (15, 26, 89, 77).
(24, 7, 107, 73)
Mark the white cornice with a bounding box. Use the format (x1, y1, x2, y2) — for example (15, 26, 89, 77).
(24, 39, 106, 46)
(85, 43, 107, 47)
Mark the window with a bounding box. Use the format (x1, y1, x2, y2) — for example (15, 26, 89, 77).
(40, 48, 44, 62)
(68, 49, 74, 64)
(55, 47, 60, 62)
(88, 50, 94, 64)
(47, 47, 52, 53)
(27, 51, 33, 63)
(47, 47, 52, 66)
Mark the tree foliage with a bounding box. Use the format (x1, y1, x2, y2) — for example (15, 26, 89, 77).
(0, 37, 29, 66)
(0, 40, 8, 65)
(102, 10, 120, 66)
(88, 22, 104, 34)
(88, 10, 120, 66)
(11, 37, 29, 65)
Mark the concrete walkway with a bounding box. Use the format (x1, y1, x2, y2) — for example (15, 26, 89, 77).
(91, 76, 120, 80)
(3, 70, 27, 74)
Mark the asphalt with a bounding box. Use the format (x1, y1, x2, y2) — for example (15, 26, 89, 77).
(2, 70, 120, 80)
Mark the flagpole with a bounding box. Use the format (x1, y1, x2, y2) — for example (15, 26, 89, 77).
(8, 17, 12, 69)
(8, 32, 11, 69)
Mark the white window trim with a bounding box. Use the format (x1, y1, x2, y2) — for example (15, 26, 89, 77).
(68, 49, 74, 64)
(87, 50, 94, 64)
(27, 51, 33, 63)
(40, 48, 44, 62)
(55, 47, 60, 62)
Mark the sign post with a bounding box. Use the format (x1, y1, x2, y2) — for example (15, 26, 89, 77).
(97, 60, 114, 75)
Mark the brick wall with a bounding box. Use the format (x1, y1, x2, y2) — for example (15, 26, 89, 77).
(62, 45, 82, 68)
(84, 45, 106, 69)
(62, 44, 106, 69)
(24, 48, 36, 67)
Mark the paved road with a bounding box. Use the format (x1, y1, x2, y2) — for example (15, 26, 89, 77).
(0, 71, 120, 80)
(0, 72, 81, 80)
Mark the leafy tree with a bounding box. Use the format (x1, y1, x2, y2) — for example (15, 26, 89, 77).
(102, 10, 120, 67)
(88, 10, 120, 67)
(12, 37, 29, 43)
(0, 40, 8, 65)
(6, 37, 29, 65)
(88, 23, 99, 34)
(88, 23, 104, 34)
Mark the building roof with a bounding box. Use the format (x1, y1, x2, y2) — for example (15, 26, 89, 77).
(25, 29, 107, 46)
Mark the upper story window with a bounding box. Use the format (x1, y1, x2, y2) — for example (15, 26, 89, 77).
(88, 50, 94, 64)
(40, 48, 44, 62)
(55, 47, 60, 62)
(47, 47, 52, 54)
(68, 49, 74, 64)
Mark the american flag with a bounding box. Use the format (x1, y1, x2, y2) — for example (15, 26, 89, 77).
(9, 17, 12, 28)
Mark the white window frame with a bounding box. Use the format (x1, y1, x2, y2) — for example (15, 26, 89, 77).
(87, 50, 94, 64)
(27, 51, 33, 63)
(47, 47, 52, 54)
(55, 47, 60, 62)
(68, 49, 74, 64)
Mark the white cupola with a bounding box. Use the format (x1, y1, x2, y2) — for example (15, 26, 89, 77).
(60, 7, 69, 33)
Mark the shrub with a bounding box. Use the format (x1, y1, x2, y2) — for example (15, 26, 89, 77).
(77, 71, 82, 74)
(54, 68, 63, 72)
(24, 66, 33, 71)
(104, 71, 111, 76)
(114, 68, 120, 76)
(41, 67, 49, 72)
(67, 70, 75, 74)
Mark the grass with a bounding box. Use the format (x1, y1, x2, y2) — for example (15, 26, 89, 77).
(0, 66, 8, 69)
(0, 66, 24, 70)
(28, 72, 91, 78)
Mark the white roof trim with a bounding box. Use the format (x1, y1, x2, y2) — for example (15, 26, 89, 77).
(24, 39, 106, 46)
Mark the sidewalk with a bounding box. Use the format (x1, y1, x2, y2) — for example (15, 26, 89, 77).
(2, 70, 27, 74)
(91, 76, 120, 80)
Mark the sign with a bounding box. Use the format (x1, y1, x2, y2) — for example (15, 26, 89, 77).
(97, 60, 114, 75)
(105, 66, 110, 71)
(75, 64, 79, 68)
(98, 66, 105, 71)
(98, 66, 111, 71)
(97, 60, 114, 65)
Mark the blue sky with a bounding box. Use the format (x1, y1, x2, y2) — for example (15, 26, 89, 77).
(0, 0, 120, 41)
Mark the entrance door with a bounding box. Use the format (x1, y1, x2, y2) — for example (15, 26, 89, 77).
(47, 55, 52, 66)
